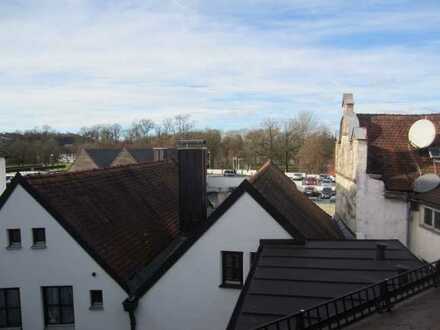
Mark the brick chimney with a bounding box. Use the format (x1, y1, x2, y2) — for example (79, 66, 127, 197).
(342, 93, 354, 114)
(177, 140, 207, 232)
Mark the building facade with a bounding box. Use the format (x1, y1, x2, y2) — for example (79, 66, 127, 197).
(0, 154, 340, 329)
(335, 93, 440, 261)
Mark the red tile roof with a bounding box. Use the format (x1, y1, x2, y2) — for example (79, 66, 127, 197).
(22, 161, 179, 292)
(412, 187, 440, 209)
(358, 113, 440, 191)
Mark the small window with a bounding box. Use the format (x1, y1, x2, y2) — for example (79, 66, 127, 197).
(435, 212, 440, 230)
(89, 290, 103, 310)
(42, 286, 74, 325)
(32, 228, 46, 248)
(0, 288, 21, 328)
(7, 229, 21, 249)
(220, 251, 243, 288)
(424, 208, 433, 226)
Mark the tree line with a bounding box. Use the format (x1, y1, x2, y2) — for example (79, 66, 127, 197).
(0, 112, 335, 173)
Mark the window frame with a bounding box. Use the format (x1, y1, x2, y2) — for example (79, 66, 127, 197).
(0, 288, 22, 328)
(32, 228, 46, 248)
(422, 206, 440, 232)
(6, 229, 21, 249)
(89, 290, 103, 310)
(220, 251, 243, 289)
(42, 286, 75, 325)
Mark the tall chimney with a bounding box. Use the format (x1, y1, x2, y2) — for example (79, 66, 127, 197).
(177, 140, 207, 232)
(0, 157, 5, 194)
(342, 93, 354, 114)
(376, 243, 387, 260)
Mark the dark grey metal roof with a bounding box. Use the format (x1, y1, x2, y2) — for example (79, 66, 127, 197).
(126, 148, 154, 163)
(228, 239, 423, 330)
(85, 148, 121, 168)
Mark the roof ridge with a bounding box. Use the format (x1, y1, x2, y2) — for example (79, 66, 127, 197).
(247, 160, 273, 184)
(26, 160, 175, 181)
(84, 147, 123, 150)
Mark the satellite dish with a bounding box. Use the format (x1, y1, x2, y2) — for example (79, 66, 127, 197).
(414, 174, 440, 193)
(408, 119, 436, 149)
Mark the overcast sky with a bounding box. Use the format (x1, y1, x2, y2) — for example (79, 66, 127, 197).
(1, 0, 440, 132)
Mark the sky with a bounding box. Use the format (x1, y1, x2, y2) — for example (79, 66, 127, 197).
(1, 0, 440, 133)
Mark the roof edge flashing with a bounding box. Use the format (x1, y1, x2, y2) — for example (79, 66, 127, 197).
(259, 239, 306, 246)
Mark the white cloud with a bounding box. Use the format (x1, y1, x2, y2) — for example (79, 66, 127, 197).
(0, 0, 439, 131)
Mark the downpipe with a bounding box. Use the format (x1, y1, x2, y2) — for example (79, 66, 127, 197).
(123, 296, 139, 330)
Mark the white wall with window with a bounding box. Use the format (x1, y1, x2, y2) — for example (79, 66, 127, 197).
(0, 185, 129, 330)
(410, 204, 440, 262)
(135, 191, 292, 330)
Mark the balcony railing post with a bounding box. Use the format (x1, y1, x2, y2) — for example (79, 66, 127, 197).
(296, 309, 305, 330)
(433, 263, 440, 288)
(376, 280, 392, 313)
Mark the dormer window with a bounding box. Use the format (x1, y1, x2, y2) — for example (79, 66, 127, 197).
(7, 229, 21, 249)
(32, 228, 46, 248)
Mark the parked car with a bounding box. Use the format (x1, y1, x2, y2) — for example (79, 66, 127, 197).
(291, 173, 306, 181)
(223, 169, 237, 177)
(320, 187, 334, 199)
(320, 174, 335, 182)
(302, 177, 319, 197)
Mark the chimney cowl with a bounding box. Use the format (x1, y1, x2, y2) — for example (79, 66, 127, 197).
(177, 139, 207, 150)
(376, 243, 387, 260)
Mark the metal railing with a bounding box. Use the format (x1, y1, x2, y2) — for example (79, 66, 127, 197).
(254, 260, 440, 330)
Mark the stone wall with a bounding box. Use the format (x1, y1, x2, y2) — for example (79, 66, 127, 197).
(335, 117, 367, 234)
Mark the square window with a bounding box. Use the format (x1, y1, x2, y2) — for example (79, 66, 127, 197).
(32, 228, 46, 248)
(424, 208, 433, 226)
(220, 251, 243, 288)
(42, 286, 74, 325)
(90, 290, 103, 310)
(7, 229, 21, 249)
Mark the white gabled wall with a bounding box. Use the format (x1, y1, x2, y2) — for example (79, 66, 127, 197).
(335, 107, 408, 244)
(136, 192, 291, 330)
(356, 175, 408, 243)
(0, 185, 129, 330)
(409, 206, 440, 262)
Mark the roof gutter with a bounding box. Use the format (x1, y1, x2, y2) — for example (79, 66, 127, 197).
(384, 190, 408, 201)
(123, 296, 139, 330)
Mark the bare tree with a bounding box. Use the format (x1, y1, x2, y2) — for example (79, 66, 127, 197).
(261, 118, 280, 161)
(296, 129, 335, 173)
(174, 114, 194, 138)
(126, 119, 155, 143)
(162, 118, 175, 136)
